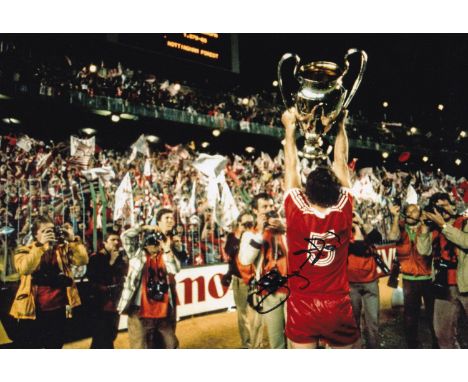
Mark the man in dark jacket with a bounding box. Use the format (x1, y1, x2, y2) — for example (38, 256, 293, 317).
(86, 231, 128, 349)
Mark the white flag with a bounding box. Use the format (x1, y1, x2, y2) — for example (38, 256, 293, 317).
(143, 158, 152, 179)
(192, 154, 239, 230)
(127, 134, 150, 164)
(70, 136, 95, 170)
(81, 166, 116, 185)
(405, 184, 418, 205)
(17, 135, 33, 152)
(114, 172, 134, 225)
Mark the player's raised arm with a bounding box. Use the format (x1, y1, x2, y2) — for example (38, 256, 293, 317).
(282, 108, 301, 190)
(332, 110, 351, 188)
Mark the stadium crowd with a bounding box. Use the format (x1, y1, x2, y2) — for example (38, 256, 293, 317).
(1, 132, 466, 272)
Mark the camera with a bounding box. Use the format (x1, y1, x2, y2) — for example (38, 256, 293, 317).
(53, 226, 67, 244)
(257, 269, 287, 294)
(423, 204, 448, 229)
(144, 231, 165, 246)
(432, 258, 453, 299)
(372, 252, 390, 275)
(146, 268, 169, 302)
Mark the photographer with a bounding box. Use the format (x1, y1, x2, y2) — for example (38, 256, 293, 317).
(347, 212, 383, 348)
(418, 192, 468, 348)
(86, 231, 128, 349)
(224, 212, 255, 348)
(10, 216, 88, 348)
(156, 208, 180, 340)
(117, 221, 180, 349)
(388, 203, 437, 348)
(238, 193, 287, 349)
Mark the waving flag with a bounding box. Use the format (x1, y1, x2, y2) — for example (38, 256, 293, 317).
(193, 154, 239, 230)
(127, 134, 150, 164)
(114, 172, 134, 225)
(69, 136, 95, 170)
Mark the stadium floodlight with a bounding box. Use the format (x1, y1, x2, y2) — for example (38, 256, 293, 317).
(437, 104, 444, 111)
(120, 113, 138, 120)
(382, 101, 389, 108)
(92, 109, 112, 116)
(81, 128, 96, 135)
(272, 80, 278, 87)
(89, 64, 97, 73)
(382, 151, 389, 159)
(146, 135, 159, 143)
(212, 129, 221, 137)
(2, 117, 21, 124)
(245, 146, 255, 154)
(422, 156, 429, 162)
(111, 114, 120, 123)
(455, 158, 462, 166)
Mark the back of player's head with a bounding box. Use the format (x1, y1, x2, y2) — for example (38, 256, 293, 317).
(305, 166, 341, 208)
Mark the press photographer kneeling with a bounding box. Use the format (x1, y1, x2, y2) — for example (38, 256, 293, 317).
(10, 216, 88, 348)
(418, 193, 468, 349)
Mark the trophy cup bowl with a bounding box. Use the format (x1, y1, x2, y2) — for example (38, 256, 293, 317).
(278, 49, 368, 161)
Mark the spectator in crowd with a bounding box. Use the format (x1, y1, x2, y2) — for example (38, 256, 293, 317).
(10, 216, 88, 348)
(171, 234, 190, 266)
(86, 230, 128, 349)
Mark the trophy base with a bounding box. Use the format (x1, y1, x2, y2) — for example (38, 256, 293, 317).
(303, 143, 328, 162)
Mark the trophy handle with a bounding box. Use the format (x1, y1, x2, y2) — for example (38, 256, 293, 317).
(342, 48, 368, 109)
(277, 53, 301, 109)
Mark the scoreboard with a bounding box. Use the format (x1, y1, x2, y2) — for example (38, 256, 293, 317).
(116, 33, 238, 73)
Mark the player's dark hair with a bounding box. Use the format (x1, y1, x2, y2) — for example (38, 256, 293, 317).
(305, 166, 341, 208)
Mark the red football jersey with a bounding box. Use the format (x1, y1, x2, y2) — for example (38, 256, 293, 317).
(284, 187, 353, 295)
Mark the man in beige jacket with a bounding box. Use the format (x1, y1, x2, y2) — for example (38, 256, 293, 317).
(10, 216, 88, 348)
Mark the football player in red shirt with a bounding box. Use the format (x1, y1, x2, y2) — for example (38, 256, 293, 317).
(281, 108, 360, 349)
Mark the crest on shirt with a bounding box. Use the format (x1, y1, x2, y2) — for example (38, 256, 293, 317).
(306, 230, 338, 267)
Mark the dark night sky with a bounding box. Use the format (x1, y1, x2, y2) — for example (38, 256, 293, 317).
(238, 34, 468, 127)
(1, 33, 467, 174)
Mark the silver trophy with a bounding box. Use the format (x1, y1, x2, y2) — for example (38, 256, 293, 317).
(278, 49, 367, 160)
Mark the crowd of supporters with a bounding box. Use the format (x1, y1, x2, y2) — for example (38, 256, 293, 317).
(1, 132, 466, 279)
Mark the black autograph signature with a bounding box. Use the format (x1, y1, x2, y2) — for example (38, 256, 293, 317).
(248, 231, 341, 314)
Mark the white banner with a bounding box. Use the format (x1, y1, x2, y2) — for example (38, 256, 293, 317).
(175, 263, 234, 318)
